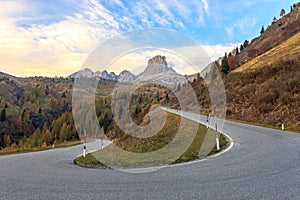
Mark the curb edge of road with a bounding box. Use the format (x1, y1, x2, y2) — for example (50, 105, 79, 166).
(161, 107, 235, 167)
(166, 130, 234, 169)
(208, 132, 234, 159)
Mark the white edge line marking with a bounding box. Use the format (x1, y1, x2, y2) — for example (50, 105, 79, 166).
(76, 108, 234, 170)
(161, 107, 234, 167)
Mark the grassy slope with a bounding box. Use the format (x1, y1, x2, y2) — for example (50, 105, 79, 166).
(234, 32, 300, 72)
(0, 140, 81, 156)
(75, 113, 227, 169)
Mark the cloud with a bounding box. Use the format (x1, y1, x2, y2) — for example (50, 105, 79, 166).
(226, 17, 257, 43)
(0, 0, 120, 77)
(202, 0, 209, 14)
(0, 0, 225, 77)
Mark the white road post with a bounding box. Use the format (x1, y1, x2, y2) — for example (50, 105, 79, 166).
(216, 135, 220, 151)
(281, 111, 285, 131)
(100, 139, 103, 150)
(206, 114, 209, 128)
(83, 145, 86, 158)
(215, 119, 220, 151)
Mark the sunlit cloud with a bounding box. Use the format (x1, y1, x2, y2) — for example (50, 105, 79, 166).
(0, 0, 291, 77)
(0, 0, 119, 77)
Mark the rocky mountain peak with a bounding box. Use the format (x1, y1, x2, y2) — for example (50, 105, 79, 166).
(144, 55, 169, 74)
(136, 55, 187, 87)
(119, 70, 136, 82)
(147, 55, 167, 66)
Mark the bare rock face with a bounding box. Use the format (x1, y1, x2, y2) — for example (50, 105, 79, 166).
(147, 55, 167, 66)
(143, 55, 169, 74)
(136, 55, 187, 87)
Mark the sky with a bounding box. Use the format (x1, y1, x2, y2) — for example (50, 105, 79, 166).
(0, 0, 296, 77)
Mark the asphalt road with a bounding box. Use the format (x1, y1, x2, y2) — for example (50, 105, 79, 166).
(1, 109, 300, 200)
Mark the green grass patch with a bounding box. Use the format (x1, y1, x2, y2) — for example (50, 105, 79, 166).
(75, 113, 229, 169)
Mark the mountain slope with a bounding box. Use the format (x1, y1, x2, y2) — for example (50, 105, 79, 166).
(185, 4, 300, 132)
(228, 2, 300, 70)
(234, 31, 300, 72)
(0, 71, 19, 80)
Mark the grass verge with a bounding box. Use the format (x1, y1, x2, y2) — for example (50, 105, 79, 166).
(75, 113, 228, 169)
(0, 140, 81, 156)
(226, 117, 300, 134)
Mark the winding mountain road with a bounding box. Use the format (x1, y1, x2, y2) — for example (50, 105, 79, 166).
(1, 109, 300, 199)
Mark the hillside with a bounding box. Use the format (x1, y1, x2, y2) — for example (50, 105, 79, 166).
(0, 71, 19, 81)
(228, 2, 300, 70)
(234, 31, 300, 72)
(190, 3, 300, 132)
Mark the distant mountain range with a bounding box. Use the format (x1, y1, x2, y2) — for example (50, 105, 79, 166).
(67, 68, 119, 80)
(68, 55, 188, 86)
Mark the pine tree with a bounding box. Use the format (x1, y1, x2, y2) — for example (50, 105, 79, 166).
(221, 53, 230, 74)
(135, 103, 141, 114)
(0, 108, 6, 122)
(51, 117, 63, 141)
(103, 113, 109, 135)
(243, 40, 249, 48)
(59, 122, 68, 143)
(32, 128, 41, 147)
(260, 26, 265, 34)
(240, 44, 244, 51)
(166, 93, 169, 103)
(45, 130, 52, 145)
(156, 91, 160, 101)
(3, 134, 11, 147)
(280, 8, 286, 17)
(196, 73, 201, 82)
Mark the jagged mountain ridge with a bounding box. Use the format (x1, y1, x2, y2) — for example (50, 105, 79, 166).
(68, 55, 188, 86)
(67, 68, 119, 80)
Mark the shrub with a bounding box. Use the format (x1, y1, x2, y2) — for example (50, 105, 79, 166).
(257, 91, 277, 104)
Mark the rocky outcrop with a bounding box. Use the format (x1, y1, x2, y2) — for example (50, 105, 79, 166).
(143, 55, 168, 74)
(119, 70, 136, 82)
(136, 55, 187, 86)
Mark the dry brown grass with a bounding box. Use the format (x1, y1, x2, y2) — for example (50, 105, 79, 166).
(235, 32, 300, 72)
